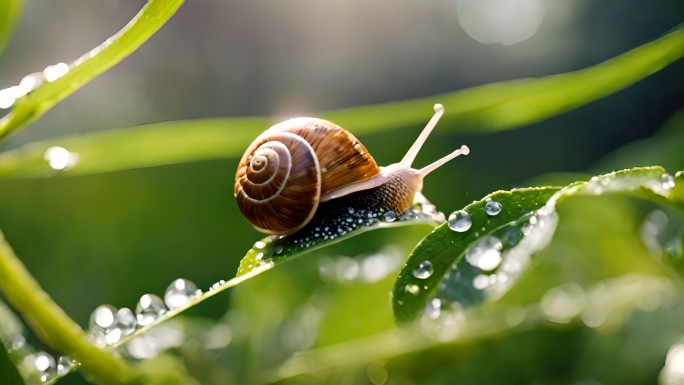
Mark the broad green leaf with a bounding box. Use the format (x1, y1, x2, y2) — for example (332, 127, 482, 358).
(0, 0, 24, 56)
(392, 187, 559, 323)
(0, 342, 23, 385)
(0, 0, 184, 142)
(1, 25, 683, 178)
(393, 167, 683, 323)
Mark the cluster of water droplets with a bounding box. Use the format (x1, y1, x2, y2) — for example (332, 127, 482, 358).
(84, 278, 202, 361)
(0, 301, 77, 384)
(583, 170, 677, 198)
(406, 194, 562, 322)
(0, 63, 70, 110)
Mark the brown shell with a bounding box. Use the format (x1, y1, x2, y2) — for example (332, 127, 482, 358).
(235, 118, 381, 235)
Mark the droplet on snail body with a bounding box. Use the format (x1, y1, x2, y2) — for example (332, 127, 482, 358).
(164, 278, 199, 310)
(135, 294, 166, 326)
(412, 260, 434, 279)
(274, 245, 284, 254)
(485, 200, 503, 216)
(383, 211, 397, 222)
(448, 210, 472, 232)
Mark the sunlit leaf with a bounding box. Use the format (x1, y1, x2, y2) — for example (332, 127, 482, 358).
(0, 0, 24, 56)
(1, 25, 683, 178)
(0, 0, 184, 142)
(392, 187, 559, 323)
(393, 167, 683, 323)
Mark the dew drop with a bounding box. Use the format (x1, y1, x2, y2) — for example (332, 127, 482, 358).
(485, 200, 503, 216)
(412, 260, 434, 279)
(473, 274, 490, 290)
(164, 278, 199, 310)
(254, 241, 266, 249)
(274, 245, 283, 255)
(424, 298, 442, 319)
(405, 284, 420, 294)
(28, 351, 56, 382)
(448, 210, 472, 232)
(465, 236, 503, 271)
(135, 294, 166, 326)
(43, 146, 79, 170)
(57, 356, 77, 375)
(19, 72, 43, 93)
(662, 173, 676, 190)
(89, 304, 117, 331)
(113, 307, 137, 337)
(383, 211, 397, 222)
(43, 62, 69, 82)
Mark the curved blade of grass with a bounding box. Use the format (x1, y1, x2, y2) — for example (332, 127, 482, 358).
(0, 230, 133, 385)
(393, 167, 683, 323)
(1, 25, 683, 178)
(0, 117, 268, 178)
(0, 0, 24, 56)
(0, 0, 184, 142)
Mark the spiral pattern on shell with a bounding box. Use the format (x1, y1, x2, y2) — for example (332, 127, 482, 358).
(235, 132, 321, 235)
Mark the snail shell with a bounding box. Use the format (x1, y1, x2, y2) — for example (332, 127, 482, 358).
(234, 118, 380, 235)
(235, 104, 470, 236)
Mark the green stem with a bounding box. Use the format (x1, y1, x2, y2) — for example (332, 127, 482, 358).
(0, 230, 133, 385)
(0, 0, 185, 142)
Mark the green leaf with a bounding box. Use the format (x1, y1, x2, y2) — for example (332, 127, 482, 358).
(0, 0, 184, 142)
(0, 0, 24, 56)
(393, 166, 683, 323)
(392, 187, 559, 323)
(2, 25, 683, 178)
(0, 341, 24, 385)
(236, 195, 445, 277)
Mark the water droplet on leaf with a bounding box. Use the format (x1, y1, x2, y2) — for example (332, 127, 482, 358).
(485, 200, 503, 216)
(405, 284, 420, 294)
(448, 210, 472, 232)
(135, 294, 166, 326)
(412, 260, 434, 279)
(164, 278, 199, 310)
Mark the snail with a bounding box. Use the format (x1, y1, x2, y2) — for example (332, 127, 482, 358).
(234, 104, 469, 236)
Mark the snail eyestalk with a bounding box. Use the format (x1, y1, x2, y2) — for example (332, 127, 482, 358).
(400, 103, 445, 167)
(419, 145, 469, 177)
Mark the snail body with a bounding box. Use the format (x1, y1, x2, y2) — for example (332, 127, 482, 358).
(234, 104, 469, 235)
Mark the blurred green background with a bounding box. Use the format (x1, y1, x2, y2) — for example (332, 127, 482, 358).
(0, 1, 683, 384)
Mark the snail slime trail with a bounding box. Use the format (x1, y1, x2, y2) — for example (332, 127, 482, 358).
(234, 103, 470, 238)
